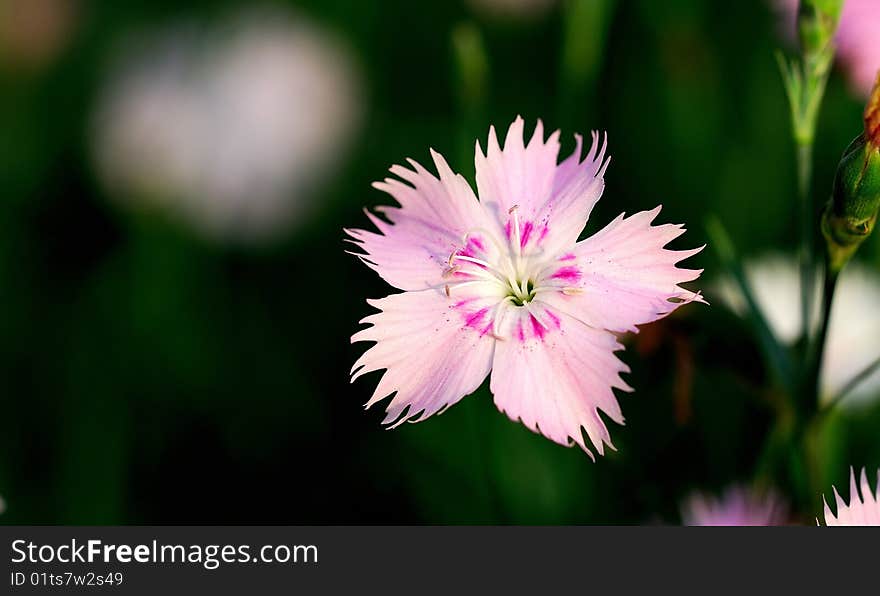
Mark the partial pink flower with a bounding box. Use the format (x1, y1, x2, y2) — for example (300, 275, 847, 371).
(682, 486, 788, 526)
(347, 118, 704, 457)
(774, 0, 880, 98)
(820, 467, 880, 526)
(835, 0, 880, 97)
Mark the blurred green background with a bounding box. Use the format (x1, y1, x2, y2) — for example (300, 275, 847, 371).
(1, 0, 878, 524)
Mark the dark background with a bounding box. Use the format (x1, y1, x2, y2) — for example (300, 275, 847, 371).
(1, 0, 878, 524)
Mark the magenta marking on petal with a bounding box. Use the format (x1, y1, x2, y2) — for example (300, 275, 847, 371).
(538, 224, 549, 244)
(468, 236, 485, 252)
(544, 308, 561, 328)
(465, 307, 489, 329)
(453, 298, 476, 309)
(550, 266, 582, 283)
(504, 220, 512, 240)
(479, 322, 494, 337)
(558, 252, 576, 262)
(516, 319, 525, 342)
(520, 221, 534, 247)
(530, 314, 546, 340)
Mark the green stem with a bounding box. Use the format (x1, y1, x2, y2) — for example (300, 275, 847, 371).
(797, 141, 816, 348)
(785, 260, 839, 511)
(806, 262, 838, 409)
(768, 12, 840, 518)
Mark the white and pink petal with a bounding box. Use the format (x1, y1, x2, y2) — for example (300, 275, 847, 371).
(488, 303, 631, 458)
(538, 206, 704, 334)
(474, 117, 608, 256)
(351, 289, 501, 426)
(822, 467, 880, 526)
(345, 150, 498, 292)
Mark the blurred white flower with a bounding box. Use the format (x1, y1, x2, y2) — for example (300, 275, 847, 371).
(715, 254, 880, 407)
(467, 0, 557, 21)
(92, 9, 363, 243)
(820, 467, 880, 526)
(681, 485, 788, 526)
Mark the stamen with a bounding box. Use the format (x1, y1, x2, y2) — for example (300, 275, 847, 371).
(443, 280, 496, 295)
(508, 205, 522, 258)
(453, 264, 509, 287)
(534, 286, 584, 296)
(442, 265, 460, 278)
(452, 254, 494, 269)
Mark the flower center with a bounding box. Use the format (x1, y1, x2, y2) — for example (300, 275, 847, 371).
(442, 205, 582, 315)
(508, 278, 536, 306)
(438, 206, 587, 341)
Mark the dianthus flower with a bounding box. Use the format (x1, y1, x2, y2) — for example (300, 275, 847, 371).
(347, 118, 703, 456)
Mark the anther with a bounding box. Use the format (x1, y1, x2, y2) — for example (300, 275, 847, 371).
(442, 265, 460, 278)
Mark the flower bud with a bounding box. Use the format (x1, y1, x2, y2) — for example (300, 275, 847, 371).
(822, 73, 880, 272)
(797, 0, 843, 57)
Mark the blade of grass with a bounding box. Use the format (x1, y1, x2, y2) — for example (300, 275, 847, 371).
(705, 216, 794, 393)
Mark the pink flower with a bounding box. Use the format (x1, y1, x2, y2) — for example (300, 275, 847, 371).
(682, 486, 788, 526)
(774, 0, 880, 97)
(347, 118, 703, 457)
(820, 467, 880, 526)
(835, 0, 880, 98)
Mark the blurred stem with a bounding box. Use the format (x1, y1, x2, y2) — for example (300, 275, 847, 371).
(776, 46, 833, 379)
(452, 22, 488, 181)
(557, 0, 616, 131)
(773, 39, 837, 515)
(755, 398, 823, 515)
(781, 261, 840, 514)
(754, 406, 794, 487)
(825, 355, 880, 409)
(796, 142, 815, 347)
(705, 216, 794, 393)
(805, 262, 838, 409)
(780, 412, 825, 516)
(464, 397, 506, 523)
